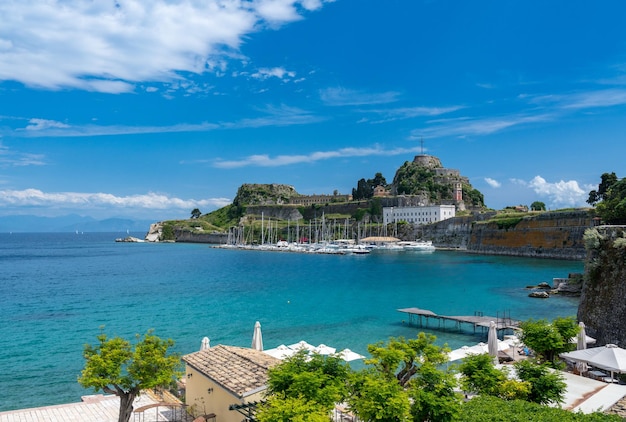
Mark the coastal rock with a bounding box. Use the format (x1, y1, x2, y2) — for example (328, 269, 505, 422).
(145, 222, 163, 242)
(528, 291, 549, 299)
(115, 236, 144, 243)
(552, 273, 583, 295)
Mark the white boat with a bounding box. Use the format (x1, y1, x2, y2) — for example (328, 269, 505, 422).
(341, 244, 371, 255)
(371, 242, 405, 252)
(398, 240, 435, 252)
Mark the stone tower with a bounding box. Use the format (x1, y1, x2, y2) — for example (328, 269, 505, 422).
(412, 154, 443, 169)
(454, 182, 463, 202)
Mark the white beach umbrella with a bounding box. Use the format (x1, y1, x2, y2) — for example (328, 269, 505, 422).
(314, 344, 337, 355)
(448, 345, 471, 362)
(338, 348, 365, 362)
(264, 344, 297, 360)
(288, 340, 316, 352)
(488, 321, 499, 365)
(252, 321, 263, 351)
(561, 344, 626, 380)
(200, 336, 210, 351)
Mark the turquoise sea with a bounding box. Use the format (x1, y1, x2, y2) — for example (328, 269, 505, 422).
(0, 232, 583, 412)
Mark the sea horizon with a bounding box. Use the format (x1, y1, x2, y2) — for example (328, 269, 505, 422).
(0, 232, 582, 412)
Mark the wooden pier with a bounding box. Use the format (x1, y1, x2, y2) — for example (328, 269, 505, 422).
(397, 307, 520, 336)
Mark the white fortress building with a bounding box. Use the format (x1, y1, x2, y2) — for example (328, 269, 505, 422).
(383, 204, 456, 226)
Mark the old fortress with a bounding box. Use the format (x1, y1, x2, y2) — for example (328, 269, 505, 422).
(288, 154, 470, 226)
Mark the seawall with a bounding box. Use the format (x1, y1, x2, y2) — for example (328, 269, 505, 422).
(173, 230, 229, 244)
(420, 210, 593, 260)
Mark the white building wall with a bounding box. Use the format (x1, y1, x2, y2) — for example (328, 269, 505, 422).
(382, 205, 456, 226)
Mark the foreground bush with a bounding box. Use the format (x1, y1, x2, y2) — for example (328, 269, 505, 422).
(460, 396, 623, 422)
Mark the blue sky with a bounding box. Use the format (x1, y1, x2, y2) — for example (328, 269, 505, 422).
(1, 0, 625, 221)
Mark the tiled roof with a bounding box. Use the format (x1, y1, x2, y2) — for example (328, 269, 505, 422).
(182, 345, 279, 398)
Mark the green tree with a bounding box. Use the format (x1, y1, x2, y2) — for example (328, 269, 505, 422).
(78, 330, 182, 422)
(459, 395, 622, 422)
(347, 369, 411, 422)
(256, 396, 331, 422)
(352, 178, 371, 200)
(587, 172, 618, 206)
(459, 353, 566, 406)
(587, 172, 626, 224)
(365, 333, 449, 387)
(261, 351, 351, 415)
(352, 173, 388, 200)
(369, 197, 383, 221)
(348, 333, 458, 421)
(462, 185, 485, 207)
(190, 208, 202, 219)
(514, 359, 566, 405)
(458, 353, 508, 397)
(370, 172, 387, 189)
(530, 201, 546, 211)
(409, 361, 461, 422)
(519, 317, 579, 364)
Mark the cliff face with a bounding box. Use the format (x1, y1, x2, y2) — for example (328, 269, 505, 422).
(578, 226, 626, 347)
(419, 210, 593, 260)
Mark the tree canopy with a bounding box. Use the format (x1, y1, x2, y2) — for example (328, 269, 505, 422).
(531, 201, 546, 211)
(352, 172, 387, 200)
(256, 327, 612, 421)
(349, 334, 460, 422)
(587, 172, 626, 224)
(257, 350, 351, 421)
(78, 330, 182, 422)
(519, 316, 579, 364)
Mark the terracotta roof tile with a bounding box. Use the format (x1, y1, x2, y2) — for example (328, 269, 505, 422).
(182, 345, 279, 398)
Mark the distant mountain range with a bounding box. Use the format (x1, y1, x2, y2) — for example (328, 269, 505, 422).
(0, 214, 155, 233)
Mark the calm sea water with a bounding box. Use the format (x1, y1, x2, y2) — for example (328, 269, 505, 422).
(0, 232, 582, 412)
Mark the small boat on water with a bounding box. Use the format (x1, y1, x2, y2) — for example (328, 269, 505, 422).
(397, 240, 436, 252)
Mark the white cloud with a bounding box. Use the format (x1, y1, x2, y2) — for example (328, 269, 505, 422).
(212, 144, 421, 168)
(236, 104, 324, 127)
(0, 142, 46, 167)
(560, 88, 626, 109)
(0, 1, 333, 93)
(364, 105, 464, 124)
(251, 67, 297, 80)
(9, 104, 321, 137)
(25, 118, 70, 131)
(527, 175, 594, 208)
(419, 113, 553, 138)
(16, 121, 221, 138)
(320, 87, 400, 106)
(484, 178, 501, 188)
(530, 88, 626, 110)
(0, 189, 231, 211)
